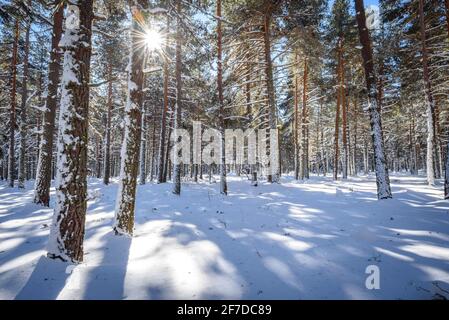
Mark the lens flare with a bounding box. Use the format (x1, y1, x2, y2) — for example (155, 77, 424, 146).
(145, 30, 163, 51)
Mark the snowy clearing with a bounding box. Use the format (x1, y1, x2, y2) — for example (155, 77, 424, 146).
(1, 174, 449, 300)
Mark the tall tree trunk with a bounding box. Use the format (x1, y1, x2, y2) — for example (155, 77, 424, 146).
(114, 3, 147, 235)
(150, 116, 156, 181)
(353, 97, 359, 176)
(0, 144, 3, 180)
(443, 0, 449, 198)
(139, 110, 147, 185)
(47, 1, 94, 262)
(434, 102, 443, 179)
(316, 99, 322, 175)
(36, 66, 44, 166)
(418, 0, 436, 186)
(340, 44, 348, 180)
(172, 0, 183, 195)
(34, 4, 64, 206)
(294, 52, 300, 180)
(18, 10, 31, 189)
(409, 119, 415, 175)
(355, 0, 392, 199)
(163, 110, 174, 182)
(96, 136, 102, 178)
(333, 40, 342, 181)
(302, 58, 309, 179)
(103, 60, 113, 185)
(245, 58, 257, 185)
(217, 0, 227, 195)
(263, 3, 280, 182)
(157, 15, 170, 184)
(8, 20, 19, 188)
(2, 145, 8, 181)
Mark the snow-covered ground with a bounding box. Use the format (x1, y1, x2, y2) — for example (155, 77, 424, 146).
(1, 174, 449, 300)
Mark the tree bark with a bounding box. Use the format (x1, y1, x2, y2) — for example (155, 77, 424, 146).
(150, 116, 157, 181)
(103, 60, 113, 185)
(8, 20, 20, 188)
(47, 0, 94, 262)
(263, 3, 280, 182)
(301, 58, 309, 179)
(355, 0, 392, 199)
(417, 0, 436, 186)
(163, 110, 174, 182)
(443, 0, 449, 198)
(139, 110, 147, 185)
(157, 15, 170, 184)
(333, 40, 341, 181)
(352, 97, 359, 176)
(114, 3, 147, 235)
(340, 45, 348, 180)
(18, 10, 31, 189)
(217, 0, 227, 194)
(294, 52, 300, 180)
(34, 4, 64, 206)
(172, 0, 183, 195)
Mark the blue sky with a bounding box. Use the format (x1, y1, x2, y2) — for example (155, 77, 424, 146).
(329, 0, 379, 7)
(364, 0, 379, 5)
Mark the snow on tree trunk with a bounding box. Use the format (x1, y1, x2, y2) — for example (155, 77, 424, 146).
(164, 113, 173, 182)
(418, 0, 436, 186)
(103, 61, 113, 185)
(340, 45, 348, 180)
(157, 16, 170, 184)
(172, 0, 183, 195)
(294, 52, 300, 180)
(443, 0, 449, 198)
(0, 146, 3, 180)
(263, 7, 280, 183)
(95, 136, 102, 178)
(113, 5, 146, 235)
(301, 58, 309, 180)
(2, 145, 8, 180)
(333, 66, 341, 180)
(8, 20, 19, 188)
(139, 110, 146, 185)
(355, 0, 392, 200)
(217, 0, 227, 195)
(150, 118, 157, 181)
(445, 139, 449, 199)
(47, 1, 94, 263)
(34, 4, 64, 206)
(352, 98, 359, 176)
(18, 11, 31, 189)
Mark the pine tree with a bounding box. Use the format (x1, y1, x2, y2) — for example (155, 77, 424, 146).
(18, 0, 31, 189)
(34, 2, 65, 206)
(262, 0, 281, 183)
(8, 19, 19, 188)
(355, 0, 392, 199)
(157, 13, 170, 184)
(172, 0, 183, 195)
(418, 0, 436, 186)
(114, 1, 147, 235)
(217, 0, 227, 195)
(47, 0, 94, 262)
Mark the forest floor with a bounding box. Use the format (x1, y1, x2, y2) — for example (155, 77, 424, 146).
(1, 173, 449, 300)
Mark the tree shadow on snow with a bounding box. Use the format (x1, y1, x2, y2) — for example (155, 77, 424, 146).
(81, 232, 131, 300)
(15, 255, 72, 300)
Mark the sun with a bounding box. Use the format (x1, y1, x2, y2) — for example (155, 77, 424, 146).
(144, 29, 163, 51)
